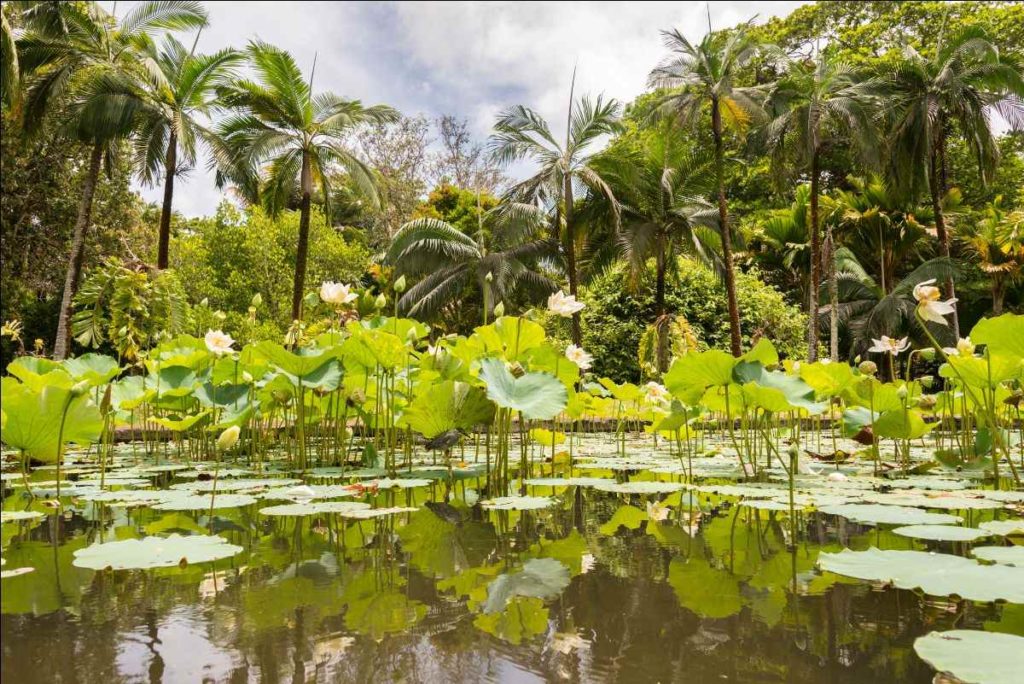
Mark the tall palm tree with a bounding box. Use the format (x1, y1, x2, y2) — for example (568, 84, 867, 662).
(384, 208, 557, 322)
(887, 24, 1024, 337)
(215, 41, 397, 321)
(649, 20, 766, 356)
(961, 199, 1024, 315)
(763, 53, 880, 360)
(15, 0, 208, 359)
(488, 83, 622, 346)
(590, 124, 717, 371)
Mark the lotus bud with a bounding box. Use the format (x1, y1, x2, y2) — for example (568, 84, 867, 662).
(919, 347, 936, 361)
(485, 271, 493, 283)
(406, 327, 418, 343)
(918, 394, 937, 410)
(493, 301, 505, 318)
(896, 385, 909, 400)
(214, 310, 226, 321)
(217, 425, 241, 452)
(242, 371, 254, 383)
(853, 355, 861, 364)
(858, 360, 878, 376)
(70, 380, 92, 398)
(251, 293, 262, 307)
(394, 275, 407, 294)
(100, 384, 113, 414)
(919, 375, 934, 389)
(200, 298, 209, 308)
(374, 294, 387, 309)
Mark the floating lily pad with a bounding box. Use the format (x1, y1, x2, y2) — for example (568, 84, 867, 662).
(337, 506, 418, 519)
(483, 558, 570, 614)
(892, 525, 991, 542)
(363, 478, 433, 489)
(259, 485, 355, 501)
(979, 520, 1024, 536)
(480, 496, 555, 511)
(523, 477, 614, 487)
(819, 503, 962, 526)
(592, 481, 686, 495)
(1, 511, 45, 523)
(73, 534, 243, 570)
(818, 548, 1024, 602)
(172, 478, 302, 493)
(914, 630, 1024, 684)
(973, 546, 1024, 567)
(152, 494, 257, 511)
(258, 501, 372, 516)
(1, 567, 35, 579)
(741, 500, 793, 512)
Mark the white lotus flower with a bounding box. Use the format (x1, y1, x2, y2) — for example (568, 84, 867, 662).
(565, 344, 593, 370)
(646, 500, 670, 522)
(913, 279, 957, 326)
(943, 337, 975, 357)
(827, 471, 848, 482)
(547, 291, 585, 317)
(204, 329, 235, 356)
(644, 381, 670, 403)
(868, 335, 910, 356)
(320, 281, 358, 306)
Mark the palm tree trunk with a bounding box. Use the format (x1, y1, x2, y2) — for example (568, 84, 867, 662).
(563, 173, 582, 346)
(808, 146, 820, 361)
(711, 96, 742, 357)
(827, 227, 839, 361)
(930, 129, 959, 337)
(291, 150, 312, 322)
(655, 232, 669, 373)
(156, 132, 177, 269)
(54, 142, 103, 360)
(992, 276, 1005, 315)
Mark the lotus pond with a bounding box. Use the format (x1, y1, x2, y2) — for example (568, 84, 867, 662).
(2, 313, 1024, 683)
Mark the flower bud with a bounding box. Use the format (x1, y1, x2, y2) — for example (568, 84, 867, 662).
(217, 425, 241, 452)
(242, 371, 254, 383)
(485, 271, 494, 283)
(492, 301, 505, 318)
(896, 385, 909, 400)
(394, 275, 407, 294)
(374, 294, 387, 310)
(406, 327, 418, 343)
(251, 293, 262, 308)
(70, 380, 92, 398)
(858, 360, 878, 376)
(919, 347, 936, 361)
(919, 375, 934, 390)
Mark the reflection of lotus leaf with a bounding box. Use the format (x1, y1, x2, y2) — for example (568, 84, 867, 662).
(819, 503, 961, 526)
(592, 481, 686, 495)
(72, 534, 243, 570)
(892, 525, 990, 542)
(483, 558, 570, 614)
(473, 596, 549, 645)
(973, 546, 1024, 567)
(914, 630, 1024, 684)
(480, 496, 555, 511)
(152, 494, 257, 511)
(668, 554, 742, 619)
(258, 502, 371, 516)
(818, 548, 1024, 602)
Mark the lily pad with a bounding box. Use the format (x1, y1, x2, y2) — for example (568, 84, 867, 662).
(973, 546, 1024, 567)
(979, 520, 1024, 536)
(152, 494, 257, 511)
(914, 630, 1024, 684)
(480, 496, 555, 511)
(258, 502, 371, 516)
(72, 534, 243, 570)
(337, 506, 418, 519)
(592, 481, 686, 495)
(819, 503, 962, 526)
(1, 511, 45, 523)
(892, 525, 991, 542)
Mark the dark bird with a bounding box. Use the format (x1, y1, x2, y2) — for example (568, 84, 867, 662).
(424, 429, 465, 452)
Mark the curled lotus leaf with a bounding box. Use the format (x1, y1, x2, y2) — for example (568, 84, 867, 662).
(72, 534, 243, 570)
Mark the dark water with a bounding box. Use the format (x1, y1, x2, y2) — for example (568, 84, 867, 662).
(2, 460, 1020, 683)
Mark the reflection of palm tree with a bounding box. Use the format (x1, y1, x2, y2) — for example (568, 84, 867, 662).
(216, 41, 397, 321)
(649, 21, 766, 356)
(488, 84, 622, 345)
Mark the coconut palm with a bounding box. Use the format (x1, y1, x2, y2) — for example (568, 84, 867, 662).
(487, 85, 622, 346)
(215, 41, 398, 321)
(15, 0, 208, 359)
(762, 53, 880, 360)
(649, 20, 766, 356)
(886, 24, 1024, 336)
(384, 207, 557, 322)
(960, 199, 1024, 314)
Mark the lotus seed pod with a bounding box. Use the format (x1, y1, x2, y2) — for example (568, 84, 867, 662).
(918, 394, 937, 410)
(858, 360, 878, 376)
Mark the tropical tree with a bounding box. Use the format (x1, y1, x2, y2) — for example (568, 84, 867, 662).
(488, 83, 622, 346)
(887, 24, 1024, 336)
(649, 20, 766, 356)
(15, 0, 208, 359)
(215, 41, 397, 321)
(762, 53, 880, 360)
(384, 208, 557, 323)
(960, 199, 1024, 314)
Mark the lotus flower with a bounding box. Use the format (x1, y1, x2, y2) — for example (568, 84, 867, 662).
(646, 500, 670, 522)
(943, 337, 975, 357)
(320, 281, 358, 306)
(827, 471, 848, 482)
(868, 335, 910, 356)
(644, 381, 670, 403)
(547, 291, 585, 317)
(565, 344, 593, 370)
(913, 279, 957, 326)
(204, 329, 235, 356)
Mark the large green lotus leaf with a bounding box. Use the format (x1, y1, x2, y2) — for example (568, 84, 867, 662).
(154, 365, 197, 398)
(280, 358, 342, 390)
(212, 403, 256, 429)
(844, 378, 906, 412)
(973, 546, 1024, 567)
(664, 350, 736, 404)
(478, 358, 567, 419)
(0, 380, 102, 462)
(940, 352, 1023, 389)
(800, 361, 855, 397)
(819, 503, 961, 525)
(523, 343, 580, 386)
(356, 328, 409, 369)
(741, 382, 796, 414)
(110, 376, 154, 411)
(149, 335, 208, 370)
(741, 338, 779, 366)
(598, 377, 643, 403)
(72, 534, 243, 570)
(210, 354, 268, 386)
(194, 382, 250, 408)
(480, 496, 555, 511)
(402, 380, 494, 438)
(470, 316, 547, 361)
(6, 357, 70, 388)
(971, 313, 1024, 359)
(892, 525, 990, 542)
(914, 630, 1024, 684)
(152, 411, 210, 433)
(254, 341, 337, 377)
(482, 558, 570, 613)
(473, 595, 549, 645)
(817, 548, 1024, 602)
(359, 316, 430, 342)
(62, 354, 120, 386)
(873, 409, 935, 440)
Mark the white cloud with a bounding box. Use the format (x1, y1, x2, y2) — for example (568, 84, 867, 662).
(106, 1, 807, 216)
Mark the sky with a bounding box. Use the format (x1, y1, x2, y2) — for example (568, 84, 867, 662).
(104, 1, 809, 216)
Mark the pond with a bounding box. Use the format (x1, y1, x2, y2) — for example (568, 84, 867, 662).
(2, 434, 1022, 683)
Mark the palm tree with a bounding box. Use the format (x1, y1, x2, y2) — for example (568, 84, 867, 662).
(384, 209, 557, 322)
(215, 41, 398, 321)
(887, 24, 1024, 337)
(649, 20, 766, 357)
(961, 199, 1024, 314)
(488, 82, 622, 346)
(590, 124, 717, 371)
(762, 53, 880, 360)
(753, 183, 814, 307)
(15, 1, 208, 359)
